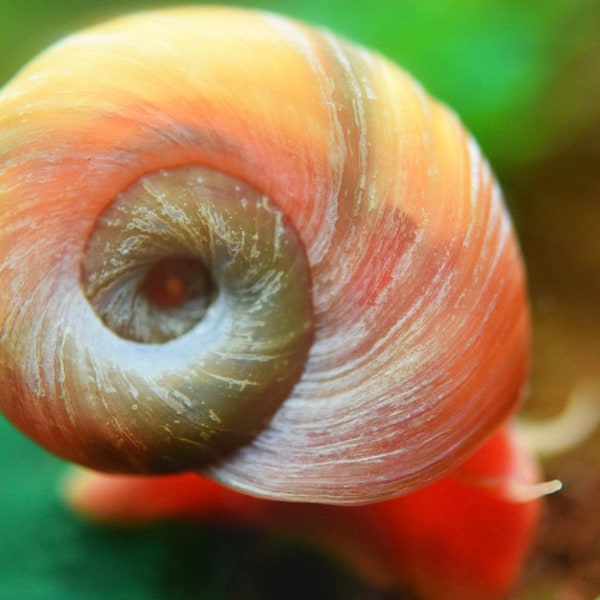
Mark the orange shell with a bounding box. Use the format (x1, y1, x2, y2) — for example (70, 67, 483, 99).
(0, 7, 530, 504)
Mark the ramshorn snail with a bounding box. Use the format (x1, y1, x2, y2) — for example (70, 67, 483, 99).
(0, 7, 554, 599)
(0, 7, 529, 508)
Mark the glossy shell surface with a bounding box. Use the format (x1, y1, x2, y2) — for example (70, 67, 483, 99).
(0, 7, 530, 504)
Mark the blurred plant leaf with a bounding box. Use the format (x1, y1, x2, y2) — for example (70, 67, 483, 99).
(0, 417, 386, 599)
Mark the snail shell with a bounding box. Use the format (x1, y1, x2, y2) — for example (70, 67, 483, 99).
(0, 7, 530, 504)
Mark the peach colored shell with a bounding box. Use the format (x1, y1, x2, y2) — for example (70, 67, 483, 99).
(0, 7, 530, 504)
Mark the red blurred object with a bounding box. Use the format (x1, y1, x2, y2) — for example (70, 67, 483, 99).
(66, 425, 541, 600)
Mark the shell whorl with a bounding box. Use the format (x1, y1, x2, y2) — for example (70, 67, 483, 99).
(0, 7, 530, 504)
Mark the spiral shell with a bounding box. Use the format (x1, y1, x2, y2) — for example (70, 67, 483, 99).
(0, 7, 529, 504)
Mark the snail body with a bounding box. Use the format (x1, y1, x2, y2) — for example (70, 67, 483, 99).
(0, 7, 529, 504)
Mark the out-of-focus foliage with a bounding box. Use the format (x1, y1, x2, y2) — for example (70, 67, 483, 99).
(0, 0, 598, 172)
(0, 415, 376, 599)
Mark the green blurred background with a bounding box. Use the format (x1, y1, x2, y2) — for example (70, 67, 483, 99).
(1, 1, 599, 599)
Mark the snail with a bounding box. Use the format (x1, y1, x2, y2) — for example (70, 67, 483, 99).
(0, 6, 530, 505)
(0, 6, 553, 598)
